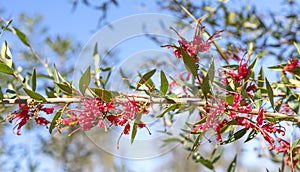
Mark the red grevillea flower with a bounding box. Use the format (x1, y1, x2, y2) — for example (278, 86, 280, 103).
(283, 58, 298, 72)
(10, 104, 51, 135)
(162, 21, 223, 58)
(257, 108, 264, 126)
(225, 57, 250, 83)
(232, 94, 242, 110)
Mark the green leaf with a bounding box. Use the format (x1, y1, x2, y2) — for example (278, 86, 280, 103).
(49, 105, 67, 134)
(31, 68, 36, 92)
(14, 27, 31, 47)
(160, 70, 169, 95)
(6, 89, 16, 99)
(136, 69, 156, 89)
(79, 66, 91, 94)
(0, 87, 3, 99)
(0, 19, 12, 36)
(267, 64, 286, 70)
(0, 63, 13, 75)
(202, 60, 214, 98)
(23, 88, 46, 101)
(254, 89, 262, 108)
(155, 103, 181, 118)
(197, 156, 214, 170)
(258, 67, 264, 88)
(131, 123, 138, 144)
(249, 55, 258, 69)
(293, 42, 300, 55)
(221, 128, 247, 145)
(131, 113, 142, 144)
(91, 88, 119, 102)
(227, 155, 237, 172)
(1, 41, 13, 67)
(45, 87, 55, 98)
(244, 129, 259, 143)
(265, 78, 274, 109)
(53, 65, 60, 94)
(181, 48, 198, 76)
(56, 82, 73, 96)
(202, 74, 210, 98)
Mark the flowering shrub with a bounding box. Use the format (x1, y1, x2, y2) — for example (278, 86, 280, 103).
(0, 15, 299, 171)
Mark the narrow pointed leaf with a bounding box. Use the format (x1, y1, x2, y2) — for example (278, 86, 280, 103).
(56, 82, 73, 96)
(79, 66, 91, 94)
(14, 27, 31, 47)
(0, 87, 3, 99)
(0, 63, 13, 75)
(227, 155, 237, 172)
(131, 113, 142, 144)
(136, 69, 156, 89)
(31, 68, 37, 91)
(1, 41, 13, 67)
(49, 104, 67, 134)
(182, 48, 198, 76)
(160, 70, 169, 94)
(258, 67, 264, 88)
(23, 88, 46, 101)
(198, 156, 214, 170)
(244, 129, 259, 143)
(249, 56, 258, 69)
(265, 78, 274, 109)
(221, 128, 247, 145)
(155, 103, 181, 118)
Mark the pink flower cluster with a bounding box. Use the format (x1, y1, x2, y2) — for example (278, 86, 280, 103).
(162, 21, 223, 59)
(62, 97, 148, 136)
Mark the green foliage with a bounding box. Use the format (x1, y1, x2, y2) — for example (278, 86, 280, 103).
(79, 66, 91, 95)
(23, 88, 46, 101)
(136, 69, 156, 89)
(182, 48, 198, 76)
(160, 70, 169, 95)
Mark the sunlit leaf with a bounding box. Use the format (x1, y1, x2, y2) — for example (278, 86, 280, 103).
(79, 66, 91, 94)
(294, 42, 300, 54)
(6, 89, 16, 99)
(136, 69, 156, 89)
(160, 70, 169, 95)
(14, 27, 31, 47)
(0, 63, 13, 75)
(1, 41, 13, 67)
(23, 88, 46, 101)
(249, 55, 258, 69)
